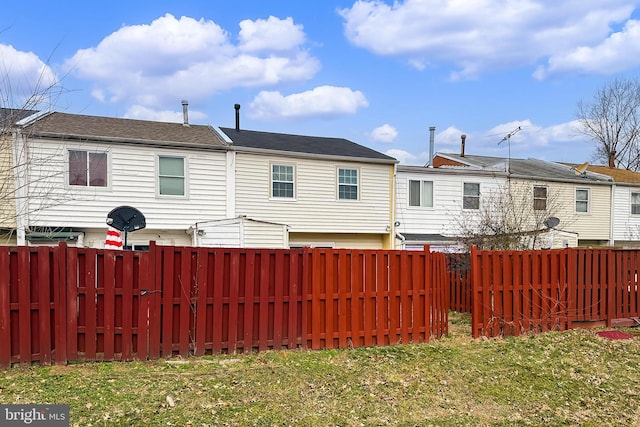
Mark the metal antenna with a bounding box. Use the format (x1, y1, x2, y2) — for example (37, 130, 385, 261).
(497, 126, 522, 173)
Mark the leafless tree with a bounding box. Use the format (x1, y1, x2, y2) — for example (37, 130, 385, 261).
(0, 59, 70, 244)
(576, 77, 640, 170)
(453, 181, 574, 251)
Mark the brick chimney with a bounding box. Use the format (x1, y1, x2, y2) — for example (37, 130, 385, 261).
(460, 134, 466, 157)
(609, 151, 616, 168)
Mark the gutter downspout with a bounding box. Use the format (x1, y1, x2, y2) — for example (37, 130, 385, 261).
(609, 182, 615, 246)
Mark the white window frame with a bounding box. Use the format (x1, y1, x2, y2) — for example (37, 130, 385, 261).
(631, 191, 640, 215)
(157, 155, 187, 198)
(575, 187, 590, 213)
(270, 163, 296, 200)
(408, 179, 434, 208)
(337, 167, 359, 201)
(463, 182, 480, 210)
(533, 185, 548, 211)
(67, 149, 109, 189)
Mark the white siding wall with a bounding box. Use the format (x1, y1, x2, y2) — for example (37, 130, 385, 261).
(234, 153, 392, 233)
(395, 170, 506, 236)
(197, 218, 288, 248)
(26, 138, 227, 230)
(613, 185, 640, 243)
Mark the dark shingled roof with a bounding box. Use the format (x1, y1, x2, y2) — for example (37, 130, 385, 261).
(219, 127, 396, 162)
(22, 112, 227, 149)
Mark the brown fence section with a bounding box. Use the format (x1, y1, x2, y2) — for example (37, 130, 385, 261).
(0, 243, 448, 367)
(470, 246, 640, 338)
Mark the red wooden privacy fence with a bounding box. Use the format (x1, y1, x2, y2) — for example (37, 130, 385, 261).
(0, 243, 448, 367)
(470, 246, 640, 338)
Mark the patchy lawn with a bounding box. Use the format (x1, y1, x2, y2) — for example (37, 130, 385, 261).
(2, 312, 640, 426)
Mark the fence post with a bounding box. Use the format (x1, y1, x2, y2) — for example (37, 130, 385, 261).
(0, 247, 10, 367)
(469, 245, 481, 338)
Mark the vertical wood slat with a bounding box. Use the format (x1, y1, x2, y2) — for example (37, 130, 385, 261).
(161, 247, 174, 358)
(338, 251, 350, 348)
(194, 248, 208, 357)
(103, 252, 116, 361)
(0, 248, 11, 367)
(211, 250, 224, 353)
(84, 249, 97, 360)
(243, 250, 255, 353)
(54, 243, 68, 365)
(258, 251, 270, 352)
(37, 246, 52, 365)
(121, 251, 134, 361)
(228, 250, 240, 353)
(17, 247, 31, 364)
(273, 251, 285, 349)
(287, 251, 300, 349)
(178, 248, 191, 357)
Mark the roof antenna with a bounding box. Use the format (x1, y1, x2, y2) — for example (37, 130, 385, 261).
(497, 126, 521, 173)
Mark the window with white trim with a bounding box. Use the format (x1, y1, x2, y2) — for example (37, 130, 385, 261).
(271, 164, 294, 198)
(533, 186, 548, 211)
(409, 180, 433, 207)
(463, 182, 480, 209)
(576, 188, 589, 213)
(158, 156, 185, 196)
(68, 150, 107, 187)
(632, 191, 640, 215)
(338, 168, 358, 200)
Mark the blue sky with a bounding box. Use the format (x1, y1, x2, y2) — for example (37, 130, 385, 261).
(2, 1, 640, 165)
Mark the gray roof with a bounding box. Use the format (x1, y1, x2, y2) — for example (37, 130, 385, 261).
(219, 127, 396, 163)
(399, 233, 458, 243)
(0, 108, 38, 130)
(22, 112, 227, 149)
(436, 153, 613, 184)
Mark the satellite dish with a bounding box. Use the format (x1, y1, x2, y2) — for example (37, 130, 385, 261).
(574, 162, 589, 176)
(106, 206, 146, 249)
(544, 217, 560, 229)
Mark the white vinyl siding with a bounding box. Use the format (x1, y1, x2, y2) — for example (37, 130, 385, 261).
(25, 138, 227, 230)
(235, 154, 391, 234)
(632, 192, 640, 215)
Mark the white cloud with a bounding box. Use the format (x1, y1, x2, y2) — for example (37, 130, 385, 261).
(124, 104, 207, 123)
(534, 19, 640, 79)
(370, 124, 398, 143)
(239, 16, 306, 52)
(65, 13, 320, 108)
(248, 85, 368, 120)
(384, 148, 429, 166)
(339, 0, 637, 79)
(0, 44, 57, 108)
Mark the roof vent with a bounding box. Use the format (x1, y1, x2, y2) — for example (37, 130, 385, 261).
(181, 100, 189, 127)
(234, 104, 241, 131)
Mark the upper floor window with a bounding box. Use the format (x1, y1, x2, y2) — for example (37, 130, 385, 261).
(272, 164, 294, 198)
(632, 192, 640, 214)
(68, 150, 107, 187)
(533, 186, 548, 211)
(463, 182, 480, 209)
(409, 180, 433, 207)
(576, 188, 589, 213)
(158, 156, 185, 196)
(338, 168, 358, 200)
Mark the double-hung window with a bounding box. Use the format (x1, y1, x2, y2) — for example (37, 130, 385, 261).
(68, 150, 108, 187)
(533, 186, 548, 211)
(272, 164, 294, 198)
(158, 156, 185, 196)
(576, 188, 589, 213)
(632, 192, 640, 215)
(463, 182, 480, 210)
(409, 180, 433, 207)
(338, 168, 358, 200)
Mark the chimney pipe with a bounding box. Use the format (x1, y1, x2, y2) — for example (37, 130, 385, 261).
(609, 151, 616, 168)
(460, 134, 467, 157)
(181, 100, 189, 127)
(428, 126, 436, 167)
(234, 104, 241, 131)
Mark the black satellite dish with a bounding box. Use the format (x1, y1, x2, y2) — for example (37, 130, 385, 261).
(106, 206, 146, 249)
(544, 217, 560, 229)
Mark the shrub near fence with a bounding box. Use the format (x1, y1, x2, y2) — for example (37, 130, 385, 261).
(0, 243, 448, 367)
(470, 246, 640, 338)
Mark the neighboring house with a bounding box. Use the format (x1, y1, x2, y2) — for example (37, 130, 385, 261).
(7, 108, 397, 249)
(395, 164, 508, 250)
(0, 108, 38, 244)
(218, 125, 397, 249)
(432, 152, 614, 247)
(565, 163, 640, 248)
